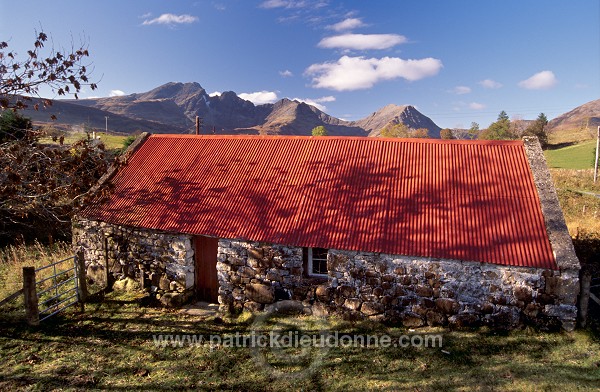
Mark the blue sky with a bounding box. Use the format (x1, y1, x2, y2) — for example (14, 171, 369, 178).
(1, 0, 599, 129)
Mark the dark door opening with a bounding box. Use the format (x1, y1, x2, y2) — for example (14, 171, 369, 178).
(194, 236, 219, 303)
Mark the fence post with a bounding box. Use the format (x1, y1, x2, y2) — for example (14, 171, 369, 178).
(578, 269, 591, 328)
(23, 267, 39, 326)
(76, 249, 88, 311)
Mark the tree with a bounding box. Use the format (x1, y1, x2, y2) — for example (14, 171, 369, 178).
(479, 111, 515, 140)
(311, 125, 328, 136)
(510, 115, 528, 137)
(412, 128, 429, 138)
(523, 112, 549, 148)
(440, 128, 454, 139)
(0, 30, 104, 243)
(0, 30, 97, 112)
(380, 122, 409, 138)
(0, 110, 32, 142)
(468, 122, 480, 139)
(0, 131, 109, 243)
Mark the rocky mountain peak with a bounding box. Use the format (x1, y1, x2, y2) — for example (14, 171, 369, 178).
(49, 81, 442, 137)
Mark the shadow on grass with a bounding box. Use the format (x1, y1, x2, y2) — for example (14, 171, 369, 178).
(546, 141, 578, 150)
(0, 298, 599, 391)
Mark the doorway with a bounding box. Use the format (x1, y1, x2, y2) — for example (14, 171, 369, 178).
(194, 236, 219, 303)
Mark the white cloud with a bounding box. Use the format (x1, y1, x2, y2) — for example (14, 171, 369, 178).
(318, 33, 407, 50)
(305, 55, 443, 91)
(469, 102, 486, 110)
(279, 70, 294, 77)
(479, 79, 502, 89)
(327, 18, 366, 32)
(209, 91, 221, 97)
(451, 86, 471, 95)
(239, 91, 279, 105)
(109, 90, 126, 97)
(142, 13, 199, 26)
(518, 70, 557, 90)
(315, 95, 335, 102)
(260, 0, 307, 9)
(291, 96, 336, 111)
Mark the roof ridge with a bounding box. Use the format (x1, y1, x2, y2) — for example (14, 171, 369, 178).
(148, 134, 523, 145)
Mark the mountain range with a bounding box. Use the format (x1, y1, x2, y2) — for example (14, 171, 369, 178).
(22, 82, 442, 137)
(19, 82, 600, 139)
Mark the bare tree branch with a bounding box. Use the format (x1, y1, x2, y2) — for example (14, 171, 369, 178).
(0, 29, 98, 112)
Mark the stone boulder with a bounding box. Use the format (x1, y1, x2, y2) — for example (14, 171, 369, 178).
(246, 283, 275, 304)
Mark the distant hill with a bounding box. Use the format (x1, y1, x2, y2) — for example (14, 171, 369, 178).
(255, 98, 365, 136)
(549, 98, 600, 132)
(19, 97, 184, 134)
(24, 82, 442, 137)
(353, 104, 442, 138)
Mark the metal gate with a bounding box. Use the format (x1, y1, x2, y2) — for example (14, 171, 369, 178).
(35, 255, 81, 321)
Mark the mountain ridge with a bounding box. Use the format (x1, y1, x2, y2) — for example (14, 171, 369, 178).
(16, 82, 600, 140)
(548, 98, 600, 133)
(33, 82, 442, 137)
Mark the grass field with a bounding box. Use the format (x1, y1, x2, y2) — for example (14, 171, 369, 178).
(0, 295, 598, 391)
(0, 242, 73, 301)
(545, 140, 597, 169)
(550, 169, 600, 235)
(39, 132, 130, 151)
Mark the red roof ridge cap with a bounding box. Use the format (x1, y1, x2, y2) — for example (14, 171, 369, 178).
(147, 134, 523, 145)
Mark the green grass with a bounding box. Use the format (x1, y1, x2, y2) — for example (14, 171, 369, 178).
(0, 241, 79, 322)
(548, 127, 595, 146)
(0, 241, 73, 300)
(0, 297, 598, 391)
(550, 169, 600, 235)
(545, 140, 597, 169)
(39, 132, 130, 151)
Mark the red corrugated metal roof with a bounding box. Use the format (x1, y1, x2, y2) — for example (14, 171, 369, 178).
(81, 135, 557, 269)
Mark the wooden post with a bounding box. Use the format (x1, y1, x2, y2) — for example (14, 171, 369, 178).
(594, 126, 599, 183)
(76, 249, 88, 311)
(195, 116, 200, 135)
(578, 269, 591, 328)
(23, 267, 39, 326)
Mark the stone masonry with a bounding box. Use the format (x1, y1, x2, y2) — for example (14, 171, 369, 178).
(73, 217, 579, 330)
(73, 217, 195, 307)
(216, 239, 580, 331)
(216, 239, 305, 313)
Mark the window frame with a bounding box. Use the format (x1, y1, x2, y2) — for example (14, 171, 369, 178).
(307, 247, 329, 277)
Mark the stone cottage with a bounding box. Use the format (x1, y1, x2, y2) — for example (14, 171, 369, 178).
(73, 133, 580, 330)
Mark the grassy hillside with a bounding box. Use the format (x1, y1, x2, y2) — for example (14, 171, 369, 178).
(39, 132, 130, 151)
(551, 169, 600, 235)
(545, 140, 597, 169)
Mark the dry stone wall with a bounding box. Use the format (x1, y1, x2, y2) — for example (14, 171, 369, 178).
(216, 238, 579, 331)
(72, 217, 195, 307)
(73, 217, 579, 331)
(324, 250, 579, 331)
(216, 239, 305, 312)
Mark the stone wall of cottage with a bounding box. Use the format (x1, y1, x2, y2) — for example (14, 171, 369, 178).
(217, 239, 579, 331)
(324, 250, 579, 331)
(72, 217, 195, 306)
(216, 239, 305, 312)
(72, 219, 579, 331)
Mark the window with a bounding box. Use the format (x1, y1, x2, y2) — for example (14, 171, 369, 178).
(307, 247, 328, 277)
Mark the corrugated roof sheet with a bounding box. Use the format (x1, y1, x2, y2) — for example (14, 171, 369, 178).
(81, 135, 557, 269)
